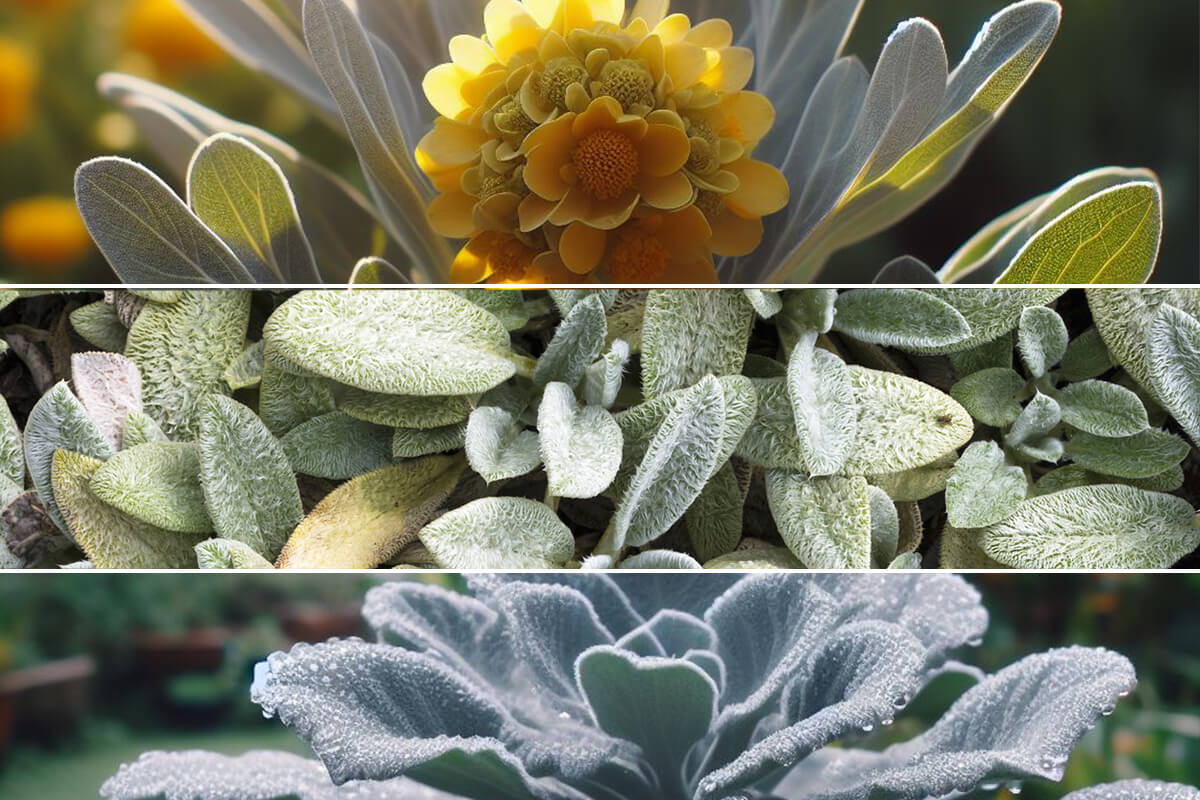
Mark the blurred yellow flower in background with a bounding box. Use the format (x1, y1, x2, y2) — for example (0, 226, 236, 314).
(0, 36, 37, 144)
(0, 196, 94, 275)
(122, 0, 226, 76)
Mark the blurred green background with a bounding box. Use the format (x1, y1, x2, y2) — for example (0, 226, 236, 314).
(0, 0, 1195, 282)
(0, 573, 1195, 799)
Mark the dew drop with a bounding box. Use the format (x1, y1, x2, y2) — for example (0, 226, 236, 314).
(1007, 781, 1023, 795)
(860, 723, 874, 733)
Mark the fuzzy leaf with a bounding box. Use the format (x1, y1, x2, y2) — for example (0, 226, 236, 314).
(1005, 392, 1061, 449)
(767, 472, 872, 569)
(1059, 327, 1114, 382)
(1017, 305, 1068, 377)
(0, 396, 23, 487)
(223, 341, 265, 391)
(1065, 429, 1190, 479)
(125, 290, 251, 438)
(198, 395, 303, 561)
(686, 461, 744, 563)
(121, 410, 167, 449)
(833, 289, 969, 349)
(704, 547, 804, 570)
(549, 289, 617, 317)
(538, 384, 622, 499)
(1057, 380, 1149, 437)
(1063, 781, 1200, 800)
(787, 337, 856, 476)
(187, 133, 320, 282)
(618, 550, 703, 570)
(641, 291, 754, 398)
(776, 290, 837, 353)
(1087, 289, 1200, 400)
(1147, 304, 1200, 447)
(533, 294, 607, 389)
(51, 450, 199, 568)
(419, 498, 575, 569)
(744, 289, 783, 318)
(980, 484, 1200, 569)
(70, 302, 128, 352)
(950, 368, 1025, 427)
(71, 352, 143, 451)
(195, 539, 275, 570)
(259, 359, 337, 437)
(24, 382, 115, 535)
(281, 412, 393, 480)
(945, 441, 1026, 529)
(912, 289, 1065, 354)
(465, 407, 540, 483)
(336, 387, 471, 430)
(868, 485, 900, 568)
(393, 423, 469, 459)
(583, 340, 630, 410)
(869, 453, 957, 503)
(264, 291, 515, 396)
(91, 442, 212, 534)
(277, 456, 466, 569)
(455, 289, 530, 331)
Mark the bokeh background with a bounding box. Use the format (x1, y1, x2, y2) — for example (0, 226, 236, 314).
(0, 0, 1195, 282)
(0, 573, 1196, 799)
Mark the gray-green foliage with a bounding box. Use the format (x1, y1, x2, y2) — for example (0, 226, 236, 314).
(7, 288, 1200, 570)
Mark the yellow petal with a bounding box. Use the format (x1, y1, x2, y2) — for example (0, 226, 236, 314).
(659, 205, 713, 243)
(422, 63, 471, 120)
(726, 159, 790, 218)
(704, 46, 754, 93)
(629, 0, 669, 28)
(448, 35, 497, 73)
(486, 0, 544, 62)
(654, 14, 692, 45)
(522, 117, 576, 200)
(637, 171, 694, 210)
(664, 41, 709, 90)
(663, 255, 719, 284)
(451, 235, 499, 283)
(559, 221, 608, 274)
(572, 96, 625, 138)
(636, 123, 690, 176)
(518, 193, 558, 231)
(710, 209, 763, 257)
(428, 191, 478, 238)
(687, 19, 733, 49)
(529, 251, 584, 283)
(416, 118, 489, 172)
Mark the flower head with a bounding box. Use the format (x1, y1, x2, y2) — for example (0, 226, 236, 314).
(0, 196, 93, 274)
(0, 36, 37, 144)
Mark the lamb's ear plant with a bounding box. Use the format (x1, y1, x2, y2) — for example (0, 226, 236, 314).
(3, 287, 1198, 570)
(72, 0, 1165, 285)
(98, 574, 1197, 800)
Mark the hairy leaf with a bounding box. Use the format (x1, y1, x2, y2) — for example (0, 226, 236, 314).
(92, 442, 212, 534)
(223, 341, 265, 391)
(465, 407, 540, 483)
(281, 412, 393, 480)
(419, 498, 575, 569)
(1017, 305, 1068, 377)
(1147, 304, 1200, 447)
(71, 352, 143, 451)
(1065, 429, 1190, 479)
(538, 384, 622, 499)
(767, 472, 872, 569)
(1058, 380, 1149, 437)
(1087, 288, 1200, 399)
(686, 461, 744, 563)
(336, 387, 471, 430)
(70, 302, 129, 353)
(787, 337, 855, 476)
(0, 396, 23, 487)
(945, 441, 1026, 529)
(583, 340, 631, 410)
(833, 289, 969, 349)
(641, 291, 754, 398)
(196, 539, 275, 570)
(950, 368, 1025, 427)
(533, 294, 606, 389)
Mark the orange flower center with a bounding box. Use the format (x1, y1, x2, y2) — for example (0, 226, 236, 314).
(488, 237, 538, 282)
(608, 231, 669, 283)
(572, 129, 639, 202)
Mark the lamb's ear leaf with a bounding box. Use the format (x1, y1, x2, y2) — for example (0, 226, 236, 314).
(744, 289, 783, 319)
(393, 422, 469, 459)
(1017, 305, 1068, 378)
(100, 750, 339, 800)
(280, 412, 393, 480)
(71, 352, 143, 451)
(619, 550, 703, 570)
(786, 336, 855, 476)
(251, 640, 594, 800)
(686, 460, 744, 563)
(277, 455, 465, 568)
(950, 367, 1025, 427)
(577, 646, 716, 775)
(697, 621, 926, 800)
(91, 442, 213, 534)
(0, 395, 24, 487)
(187, 133, 320, 282)
(868, 453, 956, 502)
(609, 376, 727, 551)
(223, 341, 265, 391)
(455, 289, 530, 332)
(775, 647, 1136, 800)
(641, 290, 754, 397)
(195, 538, 275, 570)
(1065, 429, 1190, 479)
(949, 330, 1014, 375)
(980, 484, 1200, 569)
(465, 407, 540, 483)
(767, 472, 871, 569)
(945, 441, 1026, 529)
(336, 387, 471, 430)
(548, 289, 618, 318)
(121, 410, 168, 449)
(1004, 392, 1061, 449)
(74, 157, 257, 283)
(939, 523, 1007, 570)
(909, 288, 1066, 354)
(259, 357, 337, 437)
(534, 294, 607, 389)
(538, 384, 622, 499)
(872, 255, 940, 284)
(1062, 781, 1200, 800)
(1148, 304, 1200, 447)
(126, 290, 251, 439)
(70, 302, 128, 352)
(776, 289, 837, 353)
(704, 547, 804, 570)
(583, 339, 630, 410)
(264, 291, 515, 396)
(888, 552, 922, 569)
(833, 289, 969, 349)
(198, 395, 304, 562)
(51, 450, 200, 568)
(25, 382, 114, 535)
(419, 498, 575, 569)
(1059, 327, 1113, 382)
(1087, 288, 1200, 399)
(1057, 380, 1149, 438)
(867, 485, 899, 568)
(998, 180, 1162, 284)
(844, 366, 974, 475)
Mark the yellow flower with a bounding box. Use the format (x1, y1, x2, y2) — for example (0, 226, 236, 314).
(417, 0, 788, 282)
(0, 196, 94, 274)
(0, 36, 37, 144)
(451, 231, 579, 284)
(124, 0, 226, 76)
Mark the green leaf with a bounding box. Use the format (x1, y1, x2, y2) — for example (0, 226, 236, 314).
(619, 550, 703, 569)
(70, 302, 128, 352)
(939, 524, 1006, 570)
(278, 455, 466, 568)
(998, 180, 1163, 283)
(744, 289, 783, 319)
(454, 289, 529, 331)
(334, 387, 471, 430)
(280, 412, 393, 480)
(868, 453, 957, 502)
(223, 341, 265, 391)
(24, 382, 114, 535)
(912, 289, 1066, 354)
(979, 485, 1200, 569)
(71, 352, 143, 452)
(887, 552, 922, 569)
(186, 133, 320, 282)
(1057, 380, 1149, 437)
(642, 290, 754, 397)
(787, 337, 855, 476)
(263, 291, 515, 396)
(195, 538, 274, 570)
(950, 368, 1026, 427)
(868, 484, 900, 568)
(1005, 392, 1061, 449)
(704, 546, 804, 570)
(833, 289, 969, 350)
(74, 157, 259, 282)
(198, 395, 303, 561)
(418, 497, 574, 569)
(121, 410, 167, 449)
(51, 450, 200, 568)
(1065, 429, 1190, 479)
(538, 383, 622, 499)
(1059, 327, 1113, 382)
(1087, 289, 1200, 400)
(1017, 306, 1068, 377)
(686, 461, 744, 563)
(1147, 304, 1200, 447)
(532, 293, 607, 389)
(91, 442, 212, 534)
(464, 407, 540, 482)
(583, 340, 631, 410)
(949, 332, 1014, 376)
(258, 358, 336, 437)
(125, 290, 251, 438)
(392, 423, 469, 459)
(549, 289, 618, 317)
(0, 396, 23, 487)
(766, 472, 871, 569)
(1013, 436, 1064, 464)
(945, 441, 1026, 529)
(776, 289, 837, 354)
